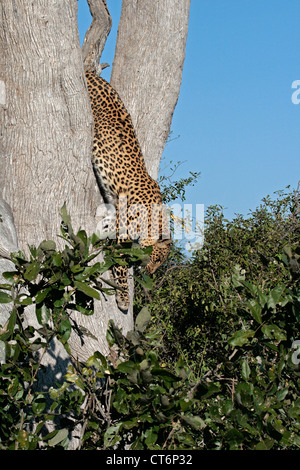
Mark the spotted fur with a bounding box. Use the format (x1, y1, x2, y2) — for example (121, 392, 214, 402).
(86, 71, 171, 311)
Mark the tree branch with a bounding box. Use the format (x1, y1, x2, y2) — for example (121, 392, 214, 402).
(153, 265, 189, 291)
(82, 0, 112, 74)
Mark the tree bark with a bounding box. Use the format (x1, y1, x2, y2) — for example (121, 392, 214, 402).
(111, 0, 191, 180)
(0, 0, 130, 363)
(82, 0, 112, 74)
(0, 0, 190, 362)
(0, 0, 190, 449)
(0, 0, 98, 251)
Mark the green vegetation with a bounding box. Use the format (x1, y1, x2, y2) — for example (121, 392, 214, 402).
(0, 184, 299, 450)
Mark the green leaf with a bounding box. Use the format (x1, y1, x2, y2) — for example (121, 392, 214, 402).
(287, 403, 300, 419)
(145, 427, 158, 447)
(52, 252, 62, 267)
(104, 423, 122, 448)
(276, 388, 289, 402)
(65, 371, 86, 390)
(179, 398, 192, 412)
(221, 399, 234, 416)
(135, 306, 151, 333)
(15, 294, 33, 306)
(223, 428, 244, 449)
(60, 203, 73, 233)
(36, 304, 51, 325)
(127, 369, 139, 384)
(17, 430, 30, 450)
(38, 240, 56, 252)
(107, 320, 125, 347)
(35, 287, 52, 304)
(267, 284, 287, 309)
(99, 276, 123, 290)
(126, 330, 142, 346)
(255, 439, 275, 450)
(246, 299, 262, 324)
(241, 280, 257, 296)
(117, 360, 138, 374)
(71, 264, 83, 274)
(231, 264, 246, 287)
(257, 289, 268, 308)
(151, 367, 181, 383)
(235, 383, 253, 407)
(261, 324, 286, 341)
(75, 303, 94, 316)
(86, 351, 108, 370)
(32, 394, 46, 414)
(8, 377, 20, 396)
(24, 262, 40, 281)
(47, 428, 69, 447)
(76, 229, 87, 244)
(74, 280, 100, 300)
(106, 327, 115, 347)
(30, 339, 47, 351)
(0, 291, 12, 303)
(140, 368, 153, 383)
(2, 271, 18, 282)
(134, 273, 153, 290)
(61, 272, 72, 287)
(228, 329, 255, 347)
(49, 272, 62, 285)
(241, 359, 251, 381)
(81, 262, 102, 279)
(7, 308, 17, 336)
(96, 259, 114, 273)
(181, 415, 206, 430)
(36, 325, 54, 340)
(58, 316, 71, 341)
(194, 382, 220, 399)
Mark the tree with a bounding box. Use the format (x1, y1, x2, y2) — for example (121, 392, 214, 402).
(0, 0, 190, 362)
(0, 0, 189, 357)
(110, 0, 190, 180)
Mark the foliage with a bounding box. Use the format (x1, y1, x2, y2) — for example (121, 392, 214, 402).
(158, 159, 201, 203)
(135, 185, 300, 449)
(0, 204, 150, 449)
(60, 314, 208, 450)
(0, 185, 299, 450)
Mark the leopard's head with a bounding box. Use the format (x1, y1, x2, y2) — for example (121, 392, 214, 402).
(145, 239, 172, 274)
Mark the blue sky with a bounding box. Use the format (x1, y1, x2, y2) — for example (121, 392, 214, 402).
(77, 0, 300, 220)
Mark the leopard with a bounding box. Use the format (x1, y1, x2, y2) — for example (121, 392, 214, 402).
(85, 70, 172, 311)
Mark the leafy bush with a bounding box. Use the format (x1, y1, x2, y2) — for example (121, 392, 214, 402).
(0, 204, 150, 449)
(0, 187, 299, 450)
(134, 185, 300, 449)
(143, 187, 299, 364)
(62, 314, 208, 450)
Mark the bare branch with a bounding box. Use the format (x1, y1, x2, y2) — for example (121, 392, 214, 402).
(82, 0, 112, 73)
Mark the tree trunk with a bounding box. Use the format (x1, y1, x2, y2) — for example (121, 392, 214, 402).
(0, 0, 190, 361)
(0, 0, 190, 449)
(0, 0, 130, 364)
(0, 1, 98, 250)
(111, 0, 191, 180)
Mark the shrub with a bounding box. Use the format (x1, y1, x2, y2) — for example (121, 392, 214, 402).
(0, 187, 299, 450)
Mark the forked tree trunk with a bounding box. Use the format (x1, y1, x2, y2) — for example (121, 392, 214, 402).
(0, 0, 131, 362)
(0, 0, 190, 362)
(0, 0, 190, 450)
